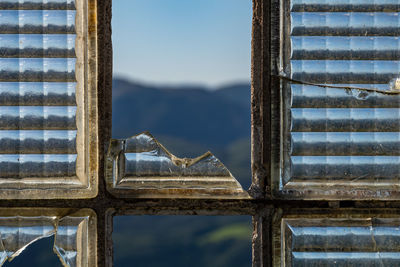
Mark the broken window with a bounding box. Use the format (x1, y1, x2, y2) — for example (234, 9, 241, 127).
(108, 0, 251, 198)
(0, 209, 96, 267)
(106, 132, 248, 198)
(1, 0, 399, 266)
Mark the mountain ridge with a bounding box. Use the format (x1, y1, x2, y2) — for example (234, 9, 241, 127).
(112, 78, 251, 149)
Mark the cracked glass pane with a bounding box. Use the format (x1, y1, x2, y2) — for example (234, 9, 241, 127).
(106, 132, 249, 198)
(273, 0, 400, 199)
(111, 0, 252, 197)
(0, 209, 95, 267)
(0, 0, 98, 198)
(5, 236, 62, 267)
(278, 214, 400, 266)
(114, 215, 252, 267)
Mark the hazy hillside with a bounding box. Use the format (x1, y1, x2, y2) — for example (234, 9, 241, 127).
(114, 215, 252, 267)
(112, 78, 252, 267)
(112, 78, 251, 188)
(112, 78, 251, 148)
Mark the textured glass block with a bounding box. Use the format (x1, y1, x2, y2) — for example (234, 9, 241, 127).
(0, 0, 98, 198)
(278, 215, 400, 267)
(106, 132, 249, 198)
(0, 208, 96, 267)
(273, 0, 400, 199)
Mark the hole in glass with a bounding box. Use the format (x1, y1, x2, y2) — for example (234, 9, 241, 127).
(111, 0, 252, 189)
(113, 215, 252, 267)
(4, 236, 62, 267)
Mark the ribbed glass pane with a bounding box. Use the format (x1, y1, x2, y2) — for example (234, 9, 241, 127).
(0, 209, 95, 266)
(0, 10, 76, 34)
(0, 0, 76, 10)
(0, 2, 77, 179)
(278, 0, 400, 199)
(281, 217, 400, 266)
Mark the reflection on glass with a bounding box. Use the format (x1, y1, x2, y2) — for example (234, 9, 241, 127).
(0, 0, 78, 180)
(278, 0, 400, 198)
(0, 0, 76, 10)
(282, 217, 400, 266)
(0, 213, 89, 267)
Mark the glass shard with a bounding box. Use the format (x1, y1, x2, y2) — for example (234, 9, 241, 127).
(0, 216, 55, 263)
(112, 0, 253, 189)
(273, 0, 400, 199)
(279, 215, 400, 267)
(106, 132, 249, 198)
(0, 209, 95, 267)
(54, 216, 89, 267)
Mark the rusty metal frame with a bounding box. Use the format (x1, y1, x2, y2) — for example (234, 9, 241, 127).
(4, 0, 397, 266)
(0, 0, 272, 266)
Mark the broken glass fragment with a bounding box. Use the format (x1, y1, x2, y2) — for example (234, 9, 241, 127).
(54, 216, 89, 267)
(106, 132, 249, 198)
(0, 210, 94, 267)
(0, 216, 55, 264)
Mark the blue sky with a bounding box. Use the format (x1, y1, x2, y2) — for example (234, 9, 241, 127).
(112, 0, 252, 87)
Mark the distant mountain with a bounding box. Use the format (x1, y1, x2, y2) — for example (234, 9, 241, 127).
(112, 78, 251, 149)
(112, 78, 252, 188)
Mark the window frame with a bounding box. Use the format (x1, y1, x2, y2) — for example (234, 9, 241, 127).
(3, 0, 397, 266)
(0, 0, 266, 265)
(100, 0, 268, 265)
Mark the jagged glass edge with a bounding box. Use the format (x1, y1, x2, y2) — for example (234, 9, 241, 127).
(105, 132, 250, 198)
(0, 209, 95, 267)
